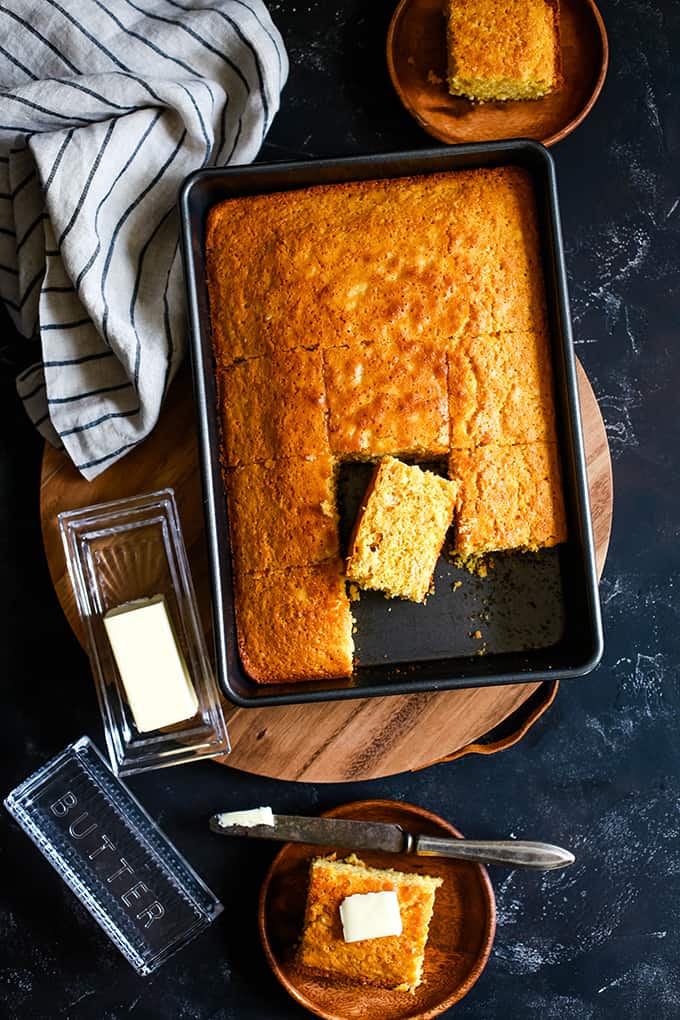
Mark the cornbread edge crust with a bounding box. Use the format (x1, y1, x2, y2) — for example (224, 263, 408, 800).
(297, 855, 442, 992)
(346, 457, 459, 603)
(446, 0, 563, 103)
(234, 561, 354, 683)
(449, 442, 567, 558)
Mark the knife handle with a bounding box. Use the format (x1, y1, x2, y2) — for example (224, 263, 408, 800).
(413, 835, 575, 870)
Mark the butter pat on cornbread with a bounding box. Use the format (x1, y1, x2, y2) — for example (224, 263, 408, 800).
(298, 855, 442, 992)
(340, 890, 402, 943)
(346, 457, 458, 603)
(446, 0, 563, 102)
(103, 595, 198, 733)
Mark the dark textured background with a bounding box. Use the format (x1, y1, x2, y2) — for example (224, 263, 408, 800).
(2, 1, 680, 1016)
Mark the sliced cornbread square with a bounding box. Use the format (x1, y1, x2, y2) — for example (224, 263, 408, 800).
(226, 455, 338, 575)
(445, 0, 563, 102)
(234, 560, 353, 683)
(449, 442, 567, 558)
(218, 350, 329, 467)
(346, 457, 458, 603)
(448, 330, 557, 448)
(298, 855, 442, 992)
(323, 341, 449, 457)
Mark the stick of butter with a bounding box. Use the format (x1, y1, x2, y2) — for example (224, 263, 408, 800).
(103, 595, 198, 733)
(216, 807, 275, 828)
(339, 890, 403, 943)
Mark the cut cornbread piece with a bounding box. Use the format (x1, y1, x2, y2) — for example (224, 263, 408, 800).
(346, 457, 459, 603)
(323, 341, 449, 457)
(226, 455, 338, 575)
(233, 560, 353, 683)
(217, 350, 329, 467)
(298, 855, 442, 993)
(448, 330, 557, 449)
(449, 442, 567, 558)
(445, 0, 563, 102)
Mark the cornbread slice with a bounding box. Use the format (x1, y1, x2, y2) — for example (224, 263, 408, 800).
(450, 442, 567, 558)
(234, 560, 353, 683)
(346, 458, 459, 603)
(298, 855, 442, 993)
(323, 341, 449, 457)
(445, 0, 563, 102)
(218, 350, 329, 467)
(226, 455, 338, 575)
(448, 330, 557, 449)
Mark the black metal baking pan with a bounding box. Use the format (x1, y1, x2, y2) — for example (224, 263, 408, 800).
(179, 141, 603, 707)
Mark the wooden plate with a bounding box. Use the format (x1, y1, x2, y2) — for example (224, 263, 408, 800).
(387, 0, 608, 147)
(259, 799, 496, 1020)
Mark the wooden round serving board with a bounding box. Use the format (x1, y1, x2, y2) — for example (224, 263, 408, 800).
(40, 360, 612, 783)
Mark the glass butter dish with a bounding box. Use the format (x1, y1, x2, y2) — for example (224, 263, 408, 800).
(59, 489, 229, 775)
(4, 736, 223, 975)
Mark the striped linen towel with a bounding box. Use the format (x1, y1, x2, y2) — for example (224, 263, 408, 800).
(2, 0, 287, 479)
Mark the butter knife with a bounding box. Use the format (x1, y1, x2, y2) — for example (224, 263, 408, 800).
(209, 813, 574, 870)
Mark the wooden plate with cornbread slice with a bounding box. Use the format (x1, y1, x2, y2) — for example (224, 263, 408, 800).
(387, 0, 608, 147)
(259, 800, 495, 1020)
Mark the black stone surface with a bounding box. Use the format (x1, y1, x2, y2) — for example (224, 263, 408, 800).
(2, 1, 680, 1017)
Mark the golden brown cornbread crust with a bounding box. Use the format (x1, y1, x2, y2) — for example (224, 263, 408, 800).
(445, 0, 563, 103)
(297, 855, 442, 992)
(206, 166, 566, 682)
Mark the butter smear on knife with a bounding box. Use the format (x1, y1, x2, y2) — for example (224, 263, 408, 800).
(216, 807, 275, 828)
(339, 890, 402, 943)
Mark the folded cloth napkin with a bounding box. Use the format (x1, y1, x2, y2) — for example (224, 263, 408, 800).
(1, 0, 287, 478)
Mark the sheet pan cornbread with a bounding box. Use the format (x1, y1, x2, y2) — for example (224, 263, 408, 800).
(206, 165, 567, 684)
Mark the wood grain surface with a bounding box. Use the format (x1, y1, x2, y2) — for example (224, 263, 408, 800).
(386, 0, 608, 147)
(40, 360, 612, 783)
(258, 800, 495, 1020)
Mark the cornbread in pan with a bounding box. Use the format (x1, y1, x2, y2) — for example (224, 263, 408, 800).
(206, 164, 565, 682)
(323, 341, 449, 458)
(448, 330, 557, 449)
(346, 458, 459, 604)
(206, 167, 548, 358)
(445, 0, 563, 103)
(217, 350, 329, 467)
(226, 455, 338, 575)
(233, 560, 354, 683)
(449, 442, 567, 559)
(298, 855, 442, 992)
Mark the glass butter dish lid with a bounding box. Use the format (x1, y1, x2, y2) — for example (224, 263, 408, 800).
(59, 489, 230, 776)
(4, 736, 223, 975)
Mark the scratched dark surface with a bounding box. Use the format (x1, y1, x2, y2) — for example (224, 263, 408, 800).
(2, 1, 680, 1017)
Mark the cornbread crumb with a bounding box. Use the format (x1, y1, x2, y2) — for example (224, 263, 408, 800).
(298, 855, 442, 992)
(445, 0, 563, 102)
(346, 457, 458, 603)
(348, 583, 361, 603)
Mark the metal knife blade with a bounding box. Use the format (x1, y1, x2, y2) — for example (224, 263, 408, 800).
(209, 813, 408, 853)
